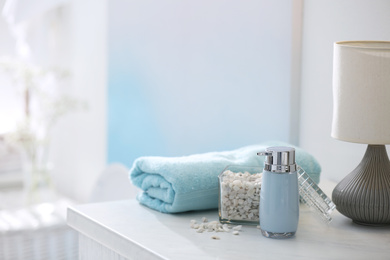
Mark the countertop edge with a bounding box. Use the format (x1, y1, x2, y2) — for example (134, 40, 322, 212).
(66, 205, 168, 260)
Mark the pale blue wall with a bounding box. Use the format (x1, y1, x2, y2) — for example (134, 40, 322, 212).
(108, 0, 295, 166)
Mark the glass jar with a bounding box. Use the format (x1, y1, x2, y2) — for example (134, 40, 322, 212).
(218, 165, 262, 225)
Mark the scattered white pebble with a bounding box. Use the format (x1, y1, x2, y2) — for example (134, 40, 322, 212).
(202, 217, 208, 223)
(222, 224, 230, 232)
(190, 218, 246, 237)
(256, 225, 261, 229)
(233, 225, 242, 231)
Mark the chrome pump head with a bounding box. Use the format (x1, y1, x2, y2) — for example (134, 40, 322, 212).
(257, 146, 297, 173)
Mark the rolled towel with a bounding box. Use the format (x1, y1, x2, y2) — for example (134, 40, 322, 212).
(129, 141, 321, 213)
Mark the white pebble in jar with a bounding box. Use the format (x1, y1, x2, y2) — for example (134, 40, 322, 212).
(218, 167, 262, 225)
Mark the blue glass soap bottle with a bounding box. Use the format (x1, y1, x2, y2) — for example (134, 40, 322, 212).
(257, 146, 299, 239)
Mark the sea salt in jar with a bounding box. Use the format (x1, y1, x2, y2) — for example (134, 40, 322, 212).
(218, 165, 262, 225)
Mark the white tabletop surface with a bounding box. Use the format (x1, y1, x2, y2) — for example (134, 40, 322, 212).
(67, 180, 390, 260)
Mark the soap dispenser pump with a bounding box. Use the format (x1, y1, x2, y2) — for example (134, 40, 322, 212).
(257, 146, 299, 238)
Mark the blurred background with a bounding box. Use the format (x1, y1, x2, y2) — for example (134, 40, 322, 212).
(0, 0, 390, 204)
(1, 0, 390, 258)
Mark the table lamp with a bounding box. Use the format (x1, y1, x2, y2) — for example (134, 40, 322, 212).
(331, 41, 390, 225)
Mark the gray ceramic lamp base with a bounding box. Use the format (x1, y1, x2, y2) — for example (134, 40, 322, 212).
(332, 145, 390, 226)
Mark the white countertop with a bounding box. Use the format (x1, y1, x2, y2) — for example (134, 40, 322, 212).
(67, 180, 390, 260)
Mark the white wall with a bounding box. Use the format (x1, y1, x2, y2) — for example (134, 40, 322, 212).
(50, 0, 107, 202)
(299, 0, 390, 182)
(107, 0, 303, 165)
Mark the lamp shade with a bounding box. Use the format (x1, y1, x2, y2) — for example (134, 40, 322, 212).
(331, 41, 390, 144)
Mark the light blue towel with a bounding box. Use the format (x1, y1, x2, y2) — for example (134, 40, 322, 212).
(129, 142, 321, 213)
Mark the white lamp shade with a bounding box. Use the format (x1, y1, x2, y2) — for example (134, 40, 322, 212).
(332, 41, 390, 144)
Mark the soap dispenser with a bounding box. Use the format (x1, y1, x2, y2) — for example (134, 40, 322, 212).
(257, 146, 299, 238)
